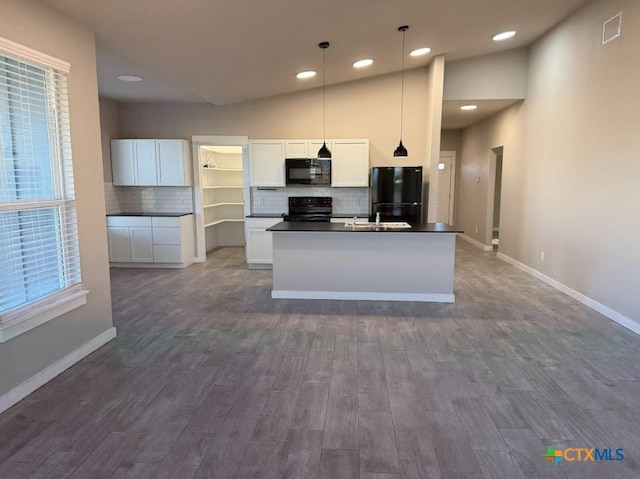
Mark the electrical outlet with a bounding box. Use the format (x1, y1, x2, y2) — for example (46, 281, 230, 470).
(540, 252, 545, 262)
(475, 226, 479, 233)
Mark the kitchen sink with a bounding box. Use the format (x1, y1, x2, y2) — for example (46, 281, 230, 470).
(344, 221, 412, 229)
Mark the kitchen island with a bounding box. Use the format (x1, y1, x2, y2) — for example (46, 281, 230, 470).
(267, 222, 463, 302)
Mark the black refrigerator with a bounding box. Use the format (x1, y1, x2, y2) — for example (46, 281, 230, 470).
(370, 166, 423, 223)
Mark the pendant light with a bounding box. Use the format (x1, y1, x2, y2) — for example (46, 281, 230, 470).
(317, 41, 332, 159)
(394, 25, 409, 158)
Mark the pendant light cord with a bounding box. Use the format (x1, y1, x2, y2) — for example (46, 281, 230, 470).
(400, 27, 406, 141)
(323, 46, 327, 142)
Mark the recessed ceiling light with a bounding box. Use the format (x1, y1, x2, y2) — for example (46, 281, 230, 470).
(460, 104, 478, 111)
(296, 70, 317, 79)
(353, 59, 374, 68)
(492, 30, 517, 41)
(116, 74, 143, 82)
(410, 47, 431, 57)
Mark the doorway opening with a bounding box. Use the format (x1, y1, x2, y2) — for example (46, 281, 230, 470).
(191, 136, 249, 262)
(488, 146, 503, 249)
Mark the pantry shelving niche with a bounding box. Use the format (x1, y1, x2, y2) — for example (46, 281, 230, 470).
(199, 146, 245, 251)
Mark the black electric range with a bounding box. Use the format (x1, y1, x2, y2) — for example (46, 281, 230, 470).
(283, 196, 332, 222)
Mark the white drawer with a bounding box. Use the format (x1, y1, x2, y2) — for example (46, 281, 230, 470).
(153, 245, 182, 262)
(107, 216, 152, 227)
(152, 216, 181, 227)
(153, 227, 180, 245)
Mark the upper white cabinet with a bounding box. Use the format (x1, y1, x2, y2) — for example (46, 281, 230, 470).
(111, 139, 192, 186)
(331, 139, 369, 187)
(284, 140, 308, 159)
(134, 140, 158, 185)
(249, 140, 285, 187)
(285, 140, 333, 159)
(157, 140, 192, 186)
(249, 138, 369, 188)
(111, 140, 136, 185)
(308, 140, 332, 158)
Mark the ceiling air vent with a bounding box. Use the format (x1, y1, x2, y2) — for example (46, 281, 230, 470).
(602, 12, 622, 44)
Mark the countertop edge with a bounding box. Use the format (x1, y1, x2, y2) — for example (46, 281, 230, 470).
(267, 221, 463, 234)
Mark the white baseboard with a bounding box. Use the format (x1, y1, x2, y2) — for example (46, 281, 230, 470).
(497, 252, 640, 336)
(272, 290, 455, 303)
(248, 263, 273, 270)
(0, 327, 117, 414)
(458, 233, 493, 251)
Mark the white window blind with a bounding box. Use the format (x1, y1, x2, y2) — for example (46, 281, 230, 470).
(0, 41, 83, 334)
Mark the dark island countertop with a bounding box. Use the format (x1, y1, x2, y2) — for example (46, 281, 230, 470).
(246, 213, 369, 219)
(107, 212, 193, 217)
(267, 221, 463, 234)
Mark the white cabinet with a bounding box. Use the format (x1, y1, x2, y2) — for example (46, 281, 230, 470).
(248, 138, 368, 188)
(107, 226, 132, 262)
(285, 140, 308, 158)
(107, 215, 195, 267)
(107, 217, 153, 264)
(249, 141, 285, 187)
(134, 140, 158, 185)
(111, 140, 136, 185)
(129, 227, 154, 262)
(151, 216, 195, 264)
(284, 140, 333, 159)
(308, 140, 332, 158)
(331, 139, 369, 187)
(157, 140, 192, 186)
(245, 217, 281, 267)
(111, 139, 192, 186)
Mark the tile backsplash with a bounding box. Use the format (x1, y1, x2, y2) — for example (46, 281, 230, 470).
(104, 183, 193, 214)
(251, 186, 369, 215)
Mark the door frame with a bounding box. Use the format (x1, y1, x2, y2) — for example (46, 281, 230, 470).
(439, 151, 457, 225)
(485, 146, 503, 248)
(191, 135, 249, 262)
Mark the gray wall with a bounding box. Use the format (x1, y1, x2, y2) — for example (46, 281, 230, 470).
(0, 0, 114, 395)
(456, 0, 640, 321)
(444, 48, 528, 101)
(100, 97, 120, 183)
(117, 67, 438, 172)
(440, 129, 463, 153)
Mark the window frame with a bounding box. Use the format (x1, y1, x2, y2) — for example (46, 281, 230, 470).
(0, 37, 87, 343)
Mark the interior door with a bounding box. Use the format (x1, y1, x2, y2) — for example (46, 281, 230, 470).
(436, 152, 456, 223)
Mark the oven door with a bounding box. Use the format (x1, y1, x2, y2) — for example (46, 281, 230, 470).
(286, 159, 331, 185)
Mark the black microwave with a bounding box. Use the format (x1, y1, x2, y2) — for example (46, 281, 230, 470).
(286, 158, 331, 186)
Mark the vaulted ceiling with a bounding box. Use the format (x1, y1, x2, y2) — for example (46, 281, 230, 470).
(41, 0, 588, 107)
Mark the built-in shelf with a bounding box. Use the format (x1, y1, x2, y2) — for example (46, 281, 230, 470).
(200, 149, 245, 249)
(204, 219, 245, 228)
(203, 202, 244, 209)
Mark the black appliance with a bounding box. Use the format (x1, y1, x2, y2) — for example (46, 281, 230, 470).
(283, 196, 332, 222)
(286, 158, 331, 186)
(370, 166, 423, 223)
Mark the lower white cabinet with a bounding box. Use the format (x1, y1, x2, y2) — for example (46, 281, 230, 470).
(107, 215, 195, 267)
(245, 217, 281, 267)
(129, 227, 154, 262)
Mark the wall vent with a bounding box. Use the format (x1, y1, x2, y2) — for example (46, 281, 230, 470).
(602, 12, 622, 44)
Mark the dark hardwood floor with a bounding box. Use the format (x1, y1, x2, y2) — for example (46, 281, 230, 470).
(1, 240, 639, 478)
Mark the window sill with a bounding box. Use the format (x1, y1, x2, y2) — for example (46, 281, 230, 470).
(0, 286, 89, 343)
